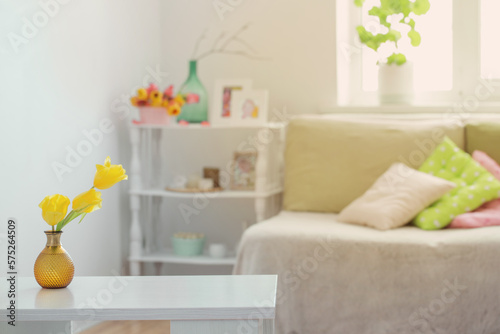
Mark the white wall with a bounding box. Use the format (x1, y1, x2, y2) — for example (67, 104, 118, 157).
(0, 0, 161, 276)
(0, 0, 338, 278)
(160, 0, 337, 117)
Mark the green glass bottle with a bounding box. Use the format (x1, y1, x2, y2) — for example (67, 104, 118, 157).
(178, 60, 208, 123)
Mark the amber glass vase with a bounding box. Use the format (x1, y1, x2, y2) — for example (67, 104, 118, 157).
(34, 231, 75, 289)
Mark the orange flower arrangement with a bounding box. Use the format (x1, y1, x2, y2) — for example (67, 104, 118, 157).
(130, 84, 199, 116)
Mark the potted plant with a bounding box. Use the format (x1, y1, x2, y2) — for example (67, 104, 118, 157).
(354, 0, 431, 104)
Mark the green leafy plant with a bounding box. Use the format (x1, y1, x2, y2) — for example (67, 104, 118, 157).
(354, 0, 431, 65)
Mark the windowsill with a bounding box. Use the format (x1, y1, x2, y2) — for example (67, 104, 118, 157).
(320, 101, 500, 114)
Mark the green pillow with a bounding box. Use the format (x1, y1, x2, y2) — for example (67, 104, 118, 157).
(414, 137, 500, 230)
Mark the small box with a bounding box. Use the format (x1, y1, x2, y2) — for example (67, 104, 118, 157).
(203, 167, 220, 188)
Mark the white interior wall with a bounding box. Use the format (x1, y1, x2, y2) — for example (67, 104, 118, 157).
(0, 0, 161, 276)
(1, 0, 339, 278)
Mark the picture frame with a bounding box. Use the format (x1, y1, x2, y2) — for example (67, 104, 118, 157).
(230, 151, 258, 191)
(211, 79, 252, 125)
(229, 90, 269, 125)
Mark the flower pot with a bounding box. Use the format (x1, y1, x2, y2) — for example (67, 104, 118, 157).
(138, 106, 176, 125)
(34, 231, 75, 289)
(378, 62, 414, 105)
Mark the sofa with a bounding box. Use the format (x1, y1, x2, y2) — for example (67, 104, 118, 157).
(234, 114, 500, 334)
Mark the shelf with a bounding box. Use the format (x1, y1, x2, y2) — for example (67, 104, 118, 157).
(129, 250, 237, 266)
(129, 188, 283, 198)
(130, 122, 286, 130)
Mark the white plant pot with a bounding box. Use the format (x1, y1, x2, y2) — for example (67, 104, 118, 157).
(378, 62, 414, 105)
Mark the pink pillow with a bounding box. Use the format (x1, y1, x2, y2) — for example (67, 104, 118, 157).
(472, 150, 500, 179)
(449, 199, 500, 228)
(449, 150, 500, 228)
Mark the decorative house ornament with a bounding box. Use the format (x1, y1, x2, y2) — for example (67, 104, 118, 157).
(34, 157, 127, 289)
(211, 79, 253, 125)
(203, 167, 220, 188)
(165, 169, 223, 193)
(231, 151, 258, 190)
(34, 231, 74, 289)
(354, 0, 430, 104)
(172, 232, 206, 256)
(230, 90, 269, 125)
(198, 178, 214, 190)
(209, 243, 227, 258)
(178, 60, 209, 123)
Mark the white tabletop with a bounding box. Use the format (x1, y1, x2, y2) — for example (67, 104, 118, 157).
(0, 275, 277, 322)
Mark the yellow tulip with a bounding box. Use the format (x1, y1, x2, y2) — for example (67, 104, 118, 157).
(72, 189, 102, 213)
(93, 156, 128, 190)
(130, 96, 139, 106)
(174, 95, 186, 107)
(137, 88, 148, 100)
(167, 103, 182, 116)
(39, 194, 70, 226)
(150, 91, 163, 106)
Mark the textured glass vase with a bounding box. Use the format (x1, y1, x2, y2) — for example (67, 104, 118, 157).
(34, 231, 75, 289)
(178, 60, 208, 123)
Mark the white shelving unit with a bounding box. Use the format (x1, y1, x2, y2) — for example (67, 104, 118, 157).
(128, 122, 286, 275)
(129, 251, 237, 266)
(129, 188, 283, 199)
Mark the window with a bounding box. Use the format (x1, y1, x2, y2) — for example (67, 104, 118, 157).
(337, 0, 500, 106)
(360, 0, 452, 93)
(480, 0, 500, 79)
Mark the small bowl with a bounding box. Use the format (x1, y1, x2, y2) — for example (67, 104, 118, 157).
(172, 236, 206, 256)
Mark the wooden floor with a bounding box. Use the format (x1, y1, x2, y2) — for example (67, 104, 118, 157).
(81, 321, 170, 334)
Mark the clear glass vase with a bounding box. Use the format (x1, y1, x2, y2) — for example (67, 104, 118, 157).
(178, 60, 208, 123)
(34, 231, 75, 289)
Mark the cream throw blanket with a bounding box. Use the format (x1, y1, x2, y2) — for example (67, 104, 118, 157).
(234, 211, 500, 334)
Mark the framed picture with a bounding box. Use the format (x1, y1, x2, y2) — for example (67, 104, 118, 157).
(229, 90, 269, 125)
(231, 151, 258, 191)
(211, 79, 252, 125)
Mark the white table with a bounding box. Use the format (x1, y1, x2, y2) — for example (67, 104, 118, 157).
(0, 275, 277, 334)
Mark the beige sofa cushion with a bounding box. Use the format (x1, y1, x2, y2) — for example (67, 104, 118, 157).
(283, 115, 464, 213)
(338, 163, 456, 230)
(466, 121, 500, 163)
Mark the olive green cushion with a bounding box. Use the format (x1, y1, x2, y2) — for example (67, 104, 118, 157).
(283, 116, 464, 213)
(414, 137, 500, 230)
(466, 122, 500, 163)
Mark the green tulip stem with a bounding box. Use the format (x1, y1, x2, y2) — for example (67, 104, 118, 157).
(56, 210, 81, 231)
(55, 203, 96, 231)
(78, 213, 87, 224)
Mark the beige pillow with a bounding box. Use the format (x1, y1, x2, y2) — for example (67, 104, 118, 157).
(283, 115, 464, 213)
(338, 163, 456, 230)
